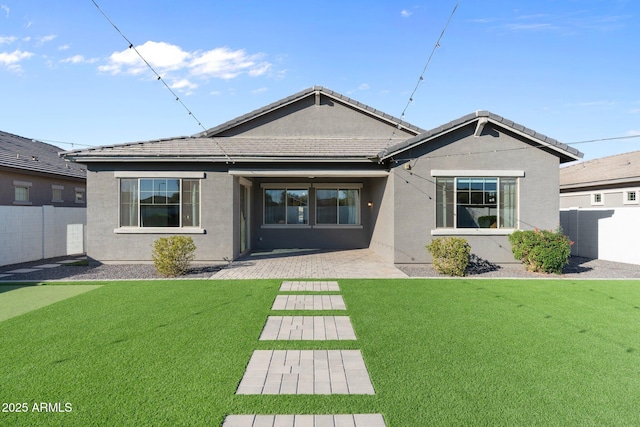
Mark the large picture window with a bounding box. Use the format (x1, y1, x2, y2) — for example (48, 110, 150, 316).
(264, 188, 308, 225)
(120, 178, 200, 228)
(316, 188, 360, 225)
(436, 177, 517, 229)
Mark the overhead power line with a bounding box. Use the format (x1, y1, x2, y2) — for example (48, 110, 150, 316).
(384, 0, 461, 153)
(90, 0, 234, 162)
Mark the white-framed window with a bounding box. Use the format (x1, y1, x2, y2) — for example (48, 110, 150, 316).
(13, 180, 32, 205)
(52, 185, 64, 203)
(591, 193, 603, 206)
(435, 177, 518, 229)
(314, 184, 361, 225)
(119, 178, 200, 228)
(624, 190, 638, 205)
(75, 187, 85, 204)
(263, 186, 309, 225)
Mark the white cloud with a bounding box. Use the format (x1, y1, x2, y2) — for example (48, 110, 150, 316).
(629, 108, 640, 114)
(251, 87, 268, 94)
(1, 5, 9, 18)
(99, 41, 190, 75)
(190, 47, 267, 79)
(99, 41, 273, 91)
(358, 83, 370, 91)
(0, 49, 33, 70)
(627, 130, 640, 136)
(401, 9, 412, 18)
(58, 44, 71, 51)
(0, 35, 16, 44)
(504, 23, 556, 31)
(37, 34, 57, 44)
(170, 78, 198, 92)
(61, 54, 98, 64)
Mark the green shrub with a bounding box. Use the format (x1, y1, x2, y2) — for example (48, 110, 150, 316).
(426, 237, 471, 277)
(508, 228, 572, 274)
(152, 236, 197, 277)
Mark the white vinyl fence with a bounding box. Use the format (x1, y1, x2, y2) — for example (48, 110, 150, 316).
(0, 205, 86, 266)
(560, 207, 640, 265)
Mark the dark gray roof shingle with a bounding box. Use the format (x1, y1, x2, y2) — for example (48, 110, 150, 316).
(378, 110, 583, 163)
(0, 131, 86, 179)
(560, 149, 640, 189)
(61, 136, 407, 161)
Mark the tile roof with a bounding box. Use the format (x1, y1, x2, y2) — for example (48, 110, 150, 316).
(377, 110, 583, 163)
(560, 149, 640, 189)
(0, 130, 86, 179)
(61, 136, 406, 162)
(195, 86, 427, 137)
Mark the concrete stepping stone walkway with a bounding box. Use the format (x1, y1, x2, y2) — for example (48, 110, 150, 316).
(272, 295, 346, 310)
(237, 350, 375, 395)
(229, 280, 385, 426)
(222, 414, 386, 427)
(279, 281, 340, 292)
(259, 316, 356, 340)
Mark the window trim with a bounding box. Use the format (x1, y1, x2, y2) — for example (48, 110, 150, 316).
(433, 175, 519, 233)
(591, 192, 603, 206)
(52, 185, 64, 203)
(74, 187, 85, 204)
(261, 184, 311, 228)
(313, 184, 362, 227)
(115, 177, 203, 233)
(13, 180, 32, 205)
(624, 190, 638, 205)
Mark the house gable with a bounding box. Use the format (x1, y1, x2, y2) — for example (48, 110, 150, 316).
(377, 111, 583, 164)
(198, 86, 425, 140)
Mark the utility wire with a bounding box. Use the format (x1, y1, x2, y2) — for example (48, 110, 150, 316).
(384, 0, 461, 153)
(90, 0, 234, 162)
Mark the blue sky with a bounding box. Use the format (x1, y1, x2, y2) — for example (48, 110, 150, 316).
(1, 0, 638, 161)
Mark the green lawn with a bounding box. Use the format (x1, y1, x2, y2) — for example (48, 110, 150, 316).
(1, 279, 640, 426)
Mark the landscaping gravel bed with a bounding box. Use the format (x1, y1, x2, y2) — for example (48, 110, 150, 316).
(0, 256, 225, 281)
(399, 256, 640, 279)
(0, 254, 639, 281)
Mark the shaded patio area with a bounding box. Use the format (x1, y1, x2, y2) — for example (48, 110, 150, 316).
(210, 249, 408, 279)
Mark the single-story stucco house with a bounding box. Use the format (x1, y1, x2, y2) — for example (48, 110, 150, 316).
(61, 86, 583, 265)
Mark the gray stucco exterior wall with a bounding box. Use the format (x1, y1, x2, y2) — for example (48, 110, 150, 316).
(390, 123, 562, 264)
(85, 163, 235, 263)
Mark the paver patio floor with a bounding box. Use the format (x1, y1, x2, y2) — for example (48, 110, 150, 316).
(211, 249, 407, 279)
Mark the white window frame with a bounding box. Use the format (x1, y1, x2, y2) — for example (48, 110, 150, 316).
(431, 174, 519, 236)
(624, 190, 638, 205)
(13, 180, 32, 205)
(114, 173, 205, 234)
(591, 193, 603, 206)
(261, 183, 311, 228)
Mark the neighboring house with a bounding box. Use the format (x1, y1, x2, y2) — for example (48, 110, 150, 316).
(0, 130, 86, 207)
(0, 130, 87, 266)
(560, 150, 640, 264)
(61, 86, 582, 265)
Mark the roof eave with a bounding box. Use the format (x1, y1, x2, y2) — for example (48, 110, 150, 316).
(378, 114, 583, 163)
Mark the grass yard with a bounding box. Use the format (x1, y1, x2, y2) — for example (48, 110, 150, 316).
(1, 279, 640, 426)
